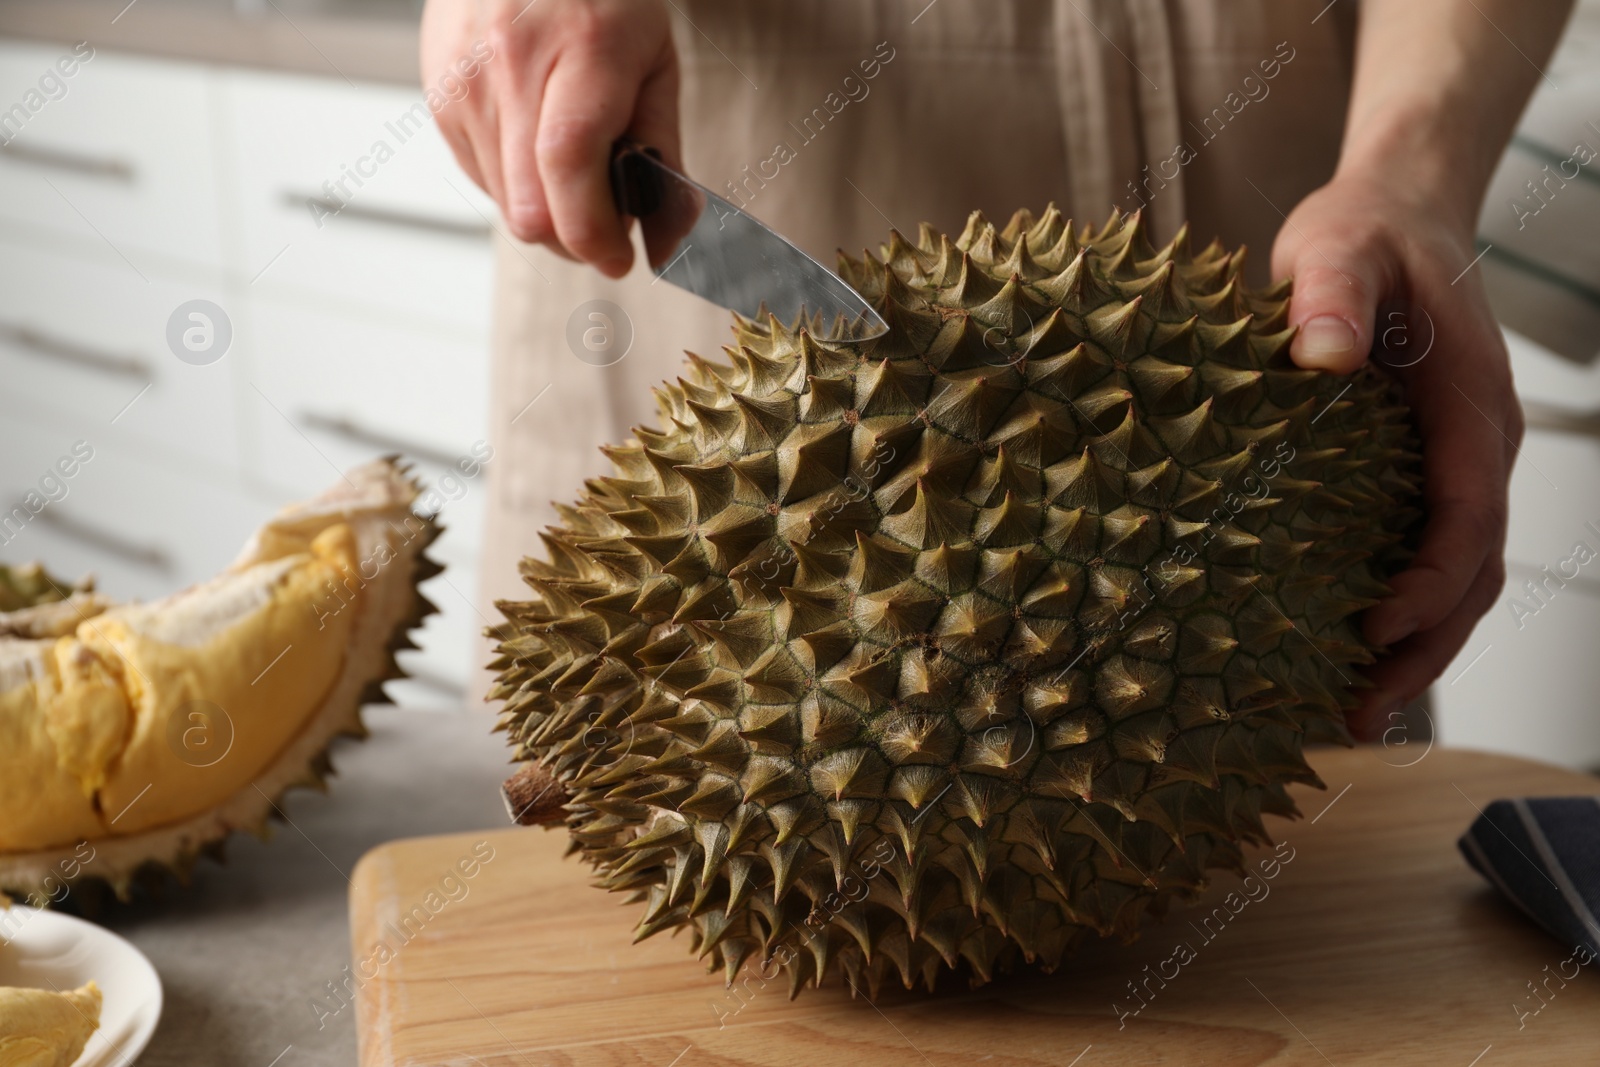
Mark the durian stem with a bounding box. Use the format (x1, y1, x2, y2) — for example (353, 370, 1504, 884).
(501, 764, 570, 827)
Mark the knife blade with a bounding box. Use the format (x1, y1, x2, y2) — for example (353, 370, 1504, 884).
(610, 140, 888, 343)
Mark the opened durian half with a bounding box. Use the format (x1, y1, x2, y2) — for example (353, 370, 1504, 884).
(490, 208, 1423, 998)
(0, 458, 440, 902)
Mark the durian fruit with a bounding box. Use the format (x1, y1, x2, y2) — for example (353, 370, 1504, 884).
(0, 564, 90, 614)
(0, 979, 101, 1067)
(0, 458, 441, 902)
(0, 567, 109, 642)
(490, 209, 1421, 997)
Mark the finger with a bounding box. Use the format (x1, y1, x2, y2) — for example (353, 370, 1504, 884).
(627, 41, 683, 175)
(495, 34, 558, 246)
(619, 45, 684, 264)
(438, 119, 491, 196)
(1348, 552, 1505, 740)
(1280, 238, 1387, 374)
(461, 108, 507, 208)
(1367, 494, 1499, 644)
(536, 52, 642, 277)
(1363, 366, 1510, 645)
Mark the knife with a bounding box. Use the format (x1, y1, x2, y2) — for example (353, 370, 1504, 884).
(609, 139, 888, 343)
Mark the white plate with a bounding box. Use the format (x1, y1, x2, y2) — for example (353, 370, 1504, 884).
(0, 905, 163, 1067)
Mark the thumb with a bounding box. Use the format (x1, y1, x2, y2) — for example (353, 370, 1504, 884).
(1278, 241, 1384, 375)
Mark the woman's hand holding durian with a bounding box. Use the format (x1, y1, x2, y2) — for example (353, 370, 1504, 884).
(1273, 0, 1574, 740)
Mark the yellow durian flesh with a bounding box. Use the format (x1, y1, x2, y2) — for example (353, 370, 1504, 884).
(0, 981, 101, 1067)
(0, 642, 115, 853)
(85, 524, 361, 837)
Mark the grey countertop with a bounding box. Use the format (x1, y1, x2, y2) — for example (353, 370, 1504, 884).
(0, 0, 422, 84)
(93, 702, 514, 1066)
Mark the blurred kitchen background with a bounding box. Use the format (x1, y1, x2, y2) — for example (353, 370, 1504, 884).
(1, 0, 1598, 769)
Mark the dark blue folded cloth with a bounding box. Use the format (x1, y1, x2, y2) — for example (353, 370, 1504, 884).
(1459, 797, 1600, 956)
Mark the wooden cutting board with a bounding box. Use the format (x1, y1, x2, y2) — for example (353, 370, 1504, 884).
(351, 747, 1600, 1066)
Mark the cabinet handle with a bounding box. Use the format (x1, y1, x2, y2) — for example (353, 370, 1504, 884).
(36, 510, 171, 572)
(0, 322, 151, 380)
(0, 142, 134, 181)
(281, 191, 490, 239)
(398, 666, 470, 700)
(1522, 400, 1600, 441)
(298, 410, 463, 469)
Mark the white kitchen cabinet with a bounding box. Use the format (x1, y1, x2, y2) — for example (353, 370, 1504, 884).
(0, 44, 227, 270)
(0, 40, 493, 705)
(1431, 328, 1600, 770)
(241, 295, 490, 499)
(219, 68, 495, 331)
(1438, 557, 1600, 770)
(0, 403, 265, 603)
(0, 232, 243, 471)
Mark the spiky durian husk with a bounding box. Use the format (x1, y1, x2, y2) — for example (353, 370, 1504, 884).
(490, 209, 1421, 998)
(0, 458, 442, 905)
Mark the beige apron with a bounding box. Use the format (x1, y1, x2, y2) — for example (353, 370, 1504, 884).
(475, 0, 1358, 694)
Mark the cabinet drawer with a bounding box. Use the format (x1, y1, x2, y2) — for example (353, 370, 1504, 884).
(1503, 434, 1600, 570)
(240, 296, 490, 554)
(219, 68, 495, 329)
(0, 42, 225, 269)
(241, 297, 488, 481)
(0, 235, 241, 470)
(1434, 573, 1600, 772)
(1433, 328, 1600, 771)
(0, 409, 266, 604)
(1501, 329, 1600, 568)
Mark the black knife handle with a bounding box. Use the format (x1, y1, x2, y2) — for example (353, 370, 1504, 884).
(611, 137, 664, 219)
